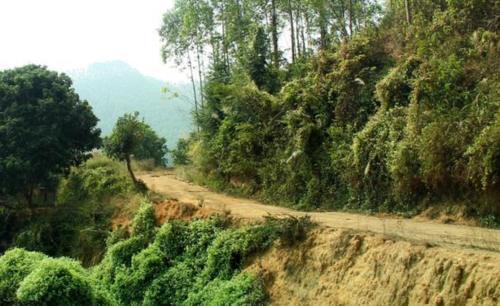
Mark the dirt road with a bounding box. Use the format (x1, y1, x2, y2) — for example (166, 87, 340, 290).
(139, 172, 500, 252)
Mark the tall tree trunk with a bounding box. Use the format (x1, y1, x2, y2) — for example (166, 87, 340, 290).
(287, 0, 296, 62)
(340, 0, 349, 39)
(348, 0, 354, 37)
(301, 11, 307, 56)
(319, 10, 328, 50)
(295, 3, 302, 58)
(25, 186, 33, 207)
(304, 9, 312, 53)
(271, 0, 280, 68)
(405, 0, 412, 24)
(125, 155, 137, 184)
(187, 50, 200, 133)
(221, 3, 230, 70)
(196, 43, 204, 108)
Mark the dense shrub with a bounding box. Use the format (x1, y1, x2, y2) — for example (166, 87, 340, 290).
(183, 273, 266, 306)
(10, 155, 142, 266)
(467, 112, 500, 192)
(0, 249, 47, 304)
(350, 108, 407, 211)
(1, 194, 312, 306)
(16, 258, 106, 306)
(0, 249, 113, 306)
(131, 201, 156, 240)
(143, 261, 196, 305)
(171, 137, 192, 166)
(92, 216, 278, 305)
(182, 0, 499, 221)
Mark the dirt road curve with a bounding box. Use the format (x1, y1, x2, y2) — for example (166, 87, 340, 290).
(139, 172, 500, 252)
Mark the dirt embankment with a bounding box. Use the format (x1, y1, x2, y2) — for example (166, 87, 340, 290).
(138, 172, 500, 305)
(247, 228, 500, 306)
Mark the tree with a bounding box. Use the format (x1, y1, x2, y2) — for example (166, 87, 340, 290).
(248, 27, 271, 90)
(133, 127, 168, 167)
(104, 113, 167, 184)
(171, 138, 191, 166)
(0, 65, 101, 205)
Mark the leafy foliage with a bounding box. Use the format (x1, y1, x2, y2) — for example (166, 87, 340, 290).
(0, 249, 47, 304)
(171, 137, 192, 166)
(0, 65, 101, 203)
(177, 0, 499, 221)
(0, 205, 312, 305)
(15, 258, 109, 306)
(0, 249, 113, 306)
(7, 155, 140, 266)
(104, 112, 167, 184)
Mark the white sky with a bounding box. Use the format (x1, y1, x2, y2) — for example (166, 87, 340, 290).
(0, 0, 187, 82)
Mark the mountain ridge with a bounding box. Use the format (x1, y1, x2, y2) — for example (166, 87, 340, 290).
(68, 61, 194, 154)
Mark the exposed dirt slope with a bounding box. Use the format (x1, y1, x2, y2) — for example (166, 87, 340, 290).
(139, 172, 500, 252)
(246, 228, 500, 306)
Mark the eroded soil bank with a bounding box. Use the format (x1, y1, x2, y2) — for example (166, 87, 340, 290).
(247, 228, 499, 306)
(139, 172, 500, 305)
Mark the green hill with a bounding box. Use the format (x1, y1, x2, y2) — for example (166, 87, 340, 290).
(68, 61, 194, 151)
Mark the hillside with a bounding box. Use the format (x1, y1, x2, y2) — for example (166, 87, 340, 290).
(68, 61, 193, 150)
(1, 0, 499, 305)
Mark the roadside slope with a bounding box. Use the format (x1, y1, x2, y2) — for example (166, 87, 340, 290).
(139, 172, 500, 252)
(246, 228, 500, 306)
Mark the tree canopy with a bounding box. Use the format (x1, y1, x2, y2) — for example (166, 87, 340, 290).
(104, 112, 167, 184)
(0, 65, 101, 204)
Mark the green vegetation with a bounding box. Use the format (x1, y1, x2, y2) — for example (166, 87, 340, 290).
(165, 0, 500, 221)
(0, 65, 165, 261)
(2, 155, 143, 266)
(171, 137, 192, 166)
(0, 202, 312, 305)
(104, 112, 167, 185)
(1, 1, 499, 305)
(69, 61, 194, 155)
(0, 65, 101, 205)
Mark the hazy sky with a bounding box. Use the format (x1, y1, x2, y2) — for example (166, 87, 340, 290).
(0, 0, 188, 82)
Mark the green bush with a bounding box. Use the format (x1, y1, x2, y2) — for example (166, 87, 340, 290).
(201, 225, 276, 281)
(111, 246, 166, 304)
(57, 155, 134, 205)
(1, 213, 314, 305)
(466, 111, 500, 191)
(15, 258, 104, 306)
(131, 201, 156, 240)
(9, 155, 140, 265)
(152, 221, 188, 259)
(376, 57, 421, 109)
(0, 249, 47, 304)
(349, 108, 407, 211)
(172, 138, 192, 166)
(264, 215, 315, 247)
(105, 236, 149, 269)
(184, 273, 266, 306)
(143, 261, 196, 305)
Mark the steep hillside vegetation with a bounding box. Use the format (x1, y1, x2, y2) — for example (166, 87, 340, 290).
(0, 155, 146, 265)
(0, 203, 311, 305)
(165, 0, 499, 223)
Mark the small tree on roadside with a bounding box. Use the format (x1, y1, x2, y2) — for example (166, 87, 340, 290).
(171, 138, 191, 166)
(104, 112, 167, 184)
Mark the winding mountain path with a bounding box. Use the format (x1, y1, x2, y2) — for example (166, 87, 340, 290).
(139, 171, 500, 252)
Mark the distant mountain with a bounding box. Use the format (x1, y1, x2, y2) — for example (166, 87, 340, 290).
(68, 61, 194, 152)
